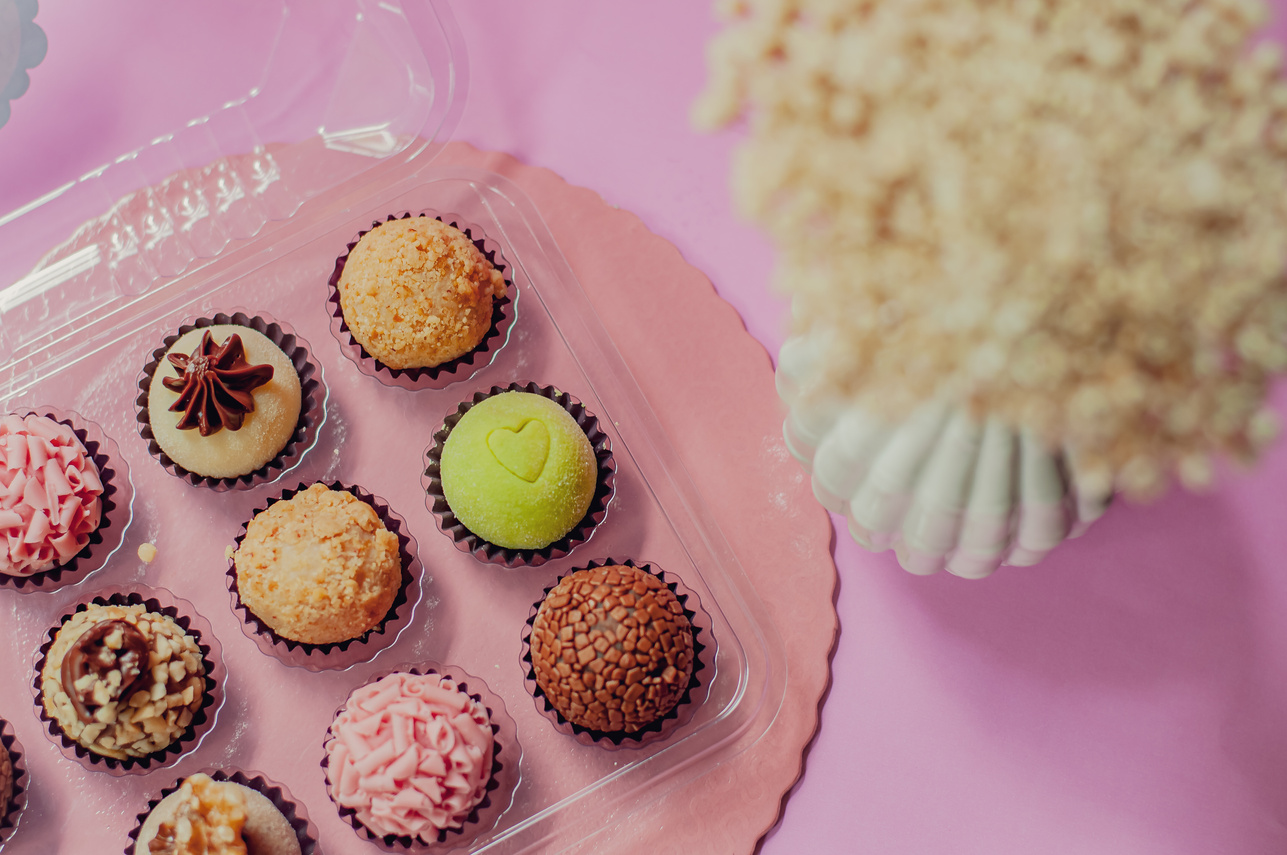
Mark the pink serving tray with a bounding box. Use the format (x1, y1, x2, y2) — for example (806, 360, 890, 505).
(0, 141, 836, 855)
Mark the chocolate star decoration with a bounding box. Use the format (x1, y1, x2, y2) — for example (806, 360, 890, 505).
(163, 331, 275, 436)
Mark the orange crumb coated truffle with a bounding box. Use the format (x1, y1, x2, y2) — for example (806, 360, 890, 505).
(337, 217, 506, 370)
(233, 484, 401, 645)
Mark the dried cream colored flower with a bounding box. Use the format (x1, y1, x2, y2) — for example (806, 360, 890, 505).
(697, 0, 1287, 497)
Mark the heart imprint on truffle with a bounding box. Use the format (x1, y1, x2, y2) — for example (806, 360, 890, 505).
(487, 420, 551, 483)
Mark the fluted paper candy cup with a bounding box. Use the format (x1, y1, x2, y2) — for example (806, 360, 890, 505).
(0, 718, 28, 850)
(520, 558, 712, 749)
(778, 334, 1112, 578)
(227, 480, 423, 672)
(135, 310, 326, 492)
(423, 382, 615, 568)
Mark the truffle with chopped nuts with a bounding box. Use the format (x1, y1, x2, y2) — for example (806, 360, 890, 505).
(40, 603, 206, 760)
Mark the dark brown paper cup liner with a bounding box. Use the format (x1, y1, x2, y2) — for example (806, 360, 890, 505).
(124, 767, 319, 855)
(327, 211, 515, 391)
(227, 481, 423, 672)
(322, 662, 521, 851)
(31, 585, 226, 775)
(521, 558, 712, 750)
(422, 382, 616, 567)
(0, 407, 134, 593)
(0, 718, 28, 849)
(134, 310, 326, 492)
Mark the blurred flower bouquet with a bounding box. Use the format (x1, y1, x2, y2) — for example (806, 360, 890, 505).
(697, 0, 1287, 575)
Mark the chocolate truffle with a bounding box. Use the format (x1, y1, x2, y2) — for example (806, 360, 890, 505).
(146, 325, 302, 480)
(233, 484, 401, 646)
(0, 741, 10, 815)
(439, 391, 597, 551)
(337, 217, 506, 370)
(530, 564, 694, 734)
(133, 773, 302, 855)
(0, 413, 104, 576)
(40, 603, 206, 760)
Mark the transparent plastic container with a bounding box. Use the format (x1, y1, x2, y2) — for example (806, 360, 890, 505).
(0, 3, 784, 853)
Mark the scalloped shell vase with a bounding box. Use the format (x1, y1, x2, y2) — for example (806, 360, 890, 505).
(776, 335, 1114, 578)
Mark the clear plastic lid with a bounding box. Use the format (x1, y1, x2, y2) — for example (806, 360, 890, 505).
(0, 4, 789, 852)
(0, 0, 464, 383)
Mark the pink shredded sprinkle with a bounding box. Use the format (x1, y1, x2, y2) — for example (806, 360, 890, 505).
(326, 672, 494, 840)
(0, 414, 103, 577)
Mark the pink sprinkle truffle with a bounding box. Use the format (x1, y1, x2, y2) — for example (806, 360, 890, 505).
(326, 672, 494, 841)
(0, 414, 103, 577)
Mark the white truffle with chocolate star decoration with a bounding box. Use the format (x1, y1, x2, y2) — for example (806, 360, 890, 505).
(146, 325, 301, 480)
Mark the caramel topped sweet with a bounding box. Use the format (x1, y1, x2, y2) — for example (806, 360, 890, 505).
(147, 774, 249, 855)
(61, 619, 149, 724)
(163, 332, 274, 436)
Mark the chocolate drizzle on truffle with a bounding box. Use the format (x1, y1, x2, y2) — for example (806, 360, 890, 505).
(60, 619, 150, 724)
(163, 332, 274, 436)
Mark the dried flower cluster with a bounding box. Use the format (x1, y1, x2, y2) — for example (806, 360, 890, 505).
(696, 0, 1287, 497)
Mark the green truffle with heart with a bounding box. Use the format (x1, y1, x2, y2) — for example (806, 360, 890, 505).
(440, 391, 598, 550)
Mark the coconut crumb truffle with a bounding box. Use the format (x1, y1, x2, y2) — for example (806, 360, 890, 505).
(133, 773, 302, 855)
(233, 484, 401, 646)
(696, 0, 1287, 497)
(337, 217, 507, 370)
(40, 603, 206, 760)
(146, 325, 302, 481)
(530, 565, 694, 734)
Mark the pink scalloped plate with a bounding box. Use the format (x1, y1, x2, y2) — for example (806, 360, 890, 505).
(0, 142, 835, 855)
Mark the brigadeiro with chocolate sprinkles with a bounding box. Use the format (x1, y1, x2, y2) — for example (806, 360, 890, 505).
(0, 717, 27, 846)
(527, 562, 696, 738)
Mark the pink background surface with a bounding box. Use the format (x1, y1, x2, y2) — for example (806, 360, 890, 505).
(4, 1, 1287, 853)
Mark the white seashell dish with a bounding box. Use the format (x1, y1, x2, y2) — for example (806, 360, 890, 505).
(777, 335, 1114, 578)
